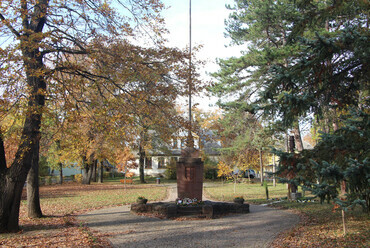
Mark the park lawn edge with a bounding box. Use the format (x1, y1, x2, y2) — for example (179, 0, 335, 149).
(0, 182, 169, 247)
(204, 182, 369, 248)
(269, 201, 369, 248)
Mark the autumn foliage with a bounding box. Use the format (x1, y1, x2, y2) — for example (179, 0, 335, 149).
(0, 0, 208, 233)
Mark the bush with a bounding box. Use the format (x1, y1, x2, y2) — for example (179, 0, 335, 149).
(203, 158, 218, 180)
(164, 160, 177, 180)
(74, 174, 82, 183)
(204, 166, 218, 180)
(39, 156, 50, 177)
(64, 175, 74, 182)
(103, 171, 111, 178)
(45, 176, 53, 185)
(39, 176, 59, 185)
(125, 172, 135, 178)
(39, 177, 45, 185)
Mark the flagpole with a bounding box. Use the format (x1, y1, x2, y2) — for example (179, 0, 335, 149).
(187, 0, 194, 148)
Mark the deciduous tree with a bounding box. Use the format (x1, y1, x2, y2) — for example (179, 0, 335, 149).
(0, 0, 166, 232)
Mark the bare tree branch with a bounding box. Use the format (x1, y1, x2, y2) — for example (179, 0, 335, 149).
(0, 13, 21, 37)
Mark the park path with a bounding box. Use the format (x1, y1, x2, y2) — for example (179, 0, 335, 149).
(78, 184, 299, 248)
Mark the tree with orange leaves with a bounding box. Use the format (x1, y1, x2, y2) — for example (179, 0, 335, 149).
(0, 0, 169, 233)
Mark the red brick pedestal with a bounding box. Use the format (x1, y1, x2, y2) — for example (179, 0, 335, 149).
(176, 156, 204, 200)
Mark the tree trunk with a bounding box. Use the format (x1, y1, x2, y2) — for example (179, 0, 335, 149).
(0, 97, 44, 232)
(272, 154, 276, 187)
(56, 140, 63, 185)
(287, 184, 291, 200)
(259, 149, 264, 186)
(1, 0, 51, 232)
(27, 138, 43, 218)
(59, 162, 63, 184)
(341, 209, 346, 235)
(87, 163, 93, 183)
(0, 50, 46, 232)
(0, 178, 25, 233)
(82, 156, 92, 185)
(292, 122, 304, 152)
(288, 134, 298, 194)
(0, 131, 27, 233)
(98, 160, 104, 183)
(139, 145, 145, 184)
(0, 130, 6, 171)
(91, 160, 97, 182)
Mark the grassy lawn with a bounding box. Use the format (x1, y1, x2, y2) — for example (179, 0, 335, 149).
(204, 181, 295, 203)
(104, 175, 177, 184)
(205, 181, 369, 248)
(32, 183, 166, 216)
(1, 180, 368, 247)
(272, 201, 369, 248)
(0, 182, 167, 247)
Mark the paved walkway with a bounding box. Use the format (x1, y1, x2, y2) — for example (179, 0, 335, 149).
(78, 185, 299, 248)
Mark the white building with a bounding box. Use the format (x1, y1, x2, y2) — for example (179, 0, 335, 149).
(131, 131, 221, 176)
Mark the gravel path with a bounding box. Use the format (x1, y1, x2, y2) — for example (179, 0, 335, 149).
(78, 185, 299, 248)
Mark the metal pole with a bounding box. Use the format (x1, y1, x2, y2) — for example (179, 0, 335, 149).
(186, 0, 194, 148)
(189, 0, 192, 132)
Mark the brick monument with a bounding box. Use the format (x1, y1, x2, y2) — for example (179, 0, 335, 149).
(176, 147, 204, 200)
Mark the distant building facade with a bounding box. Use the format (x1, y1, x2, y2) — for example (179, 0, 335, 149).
(131, 130, 221, 176)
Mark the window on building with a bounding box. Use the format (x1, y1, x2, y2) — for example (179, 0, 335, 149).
(173, 139, 178, 149)
(158, 157, 165, 168)
(145, 157, 152, 169)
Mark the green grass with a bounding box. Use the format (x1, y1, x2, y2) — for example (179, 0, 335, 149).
(104, 175, 177, 184)
(20, 183, 168, 216)
(204, 181, 297, 203)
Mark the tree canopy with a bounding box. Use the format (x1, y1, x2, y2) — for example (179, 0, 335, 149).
(0, 0, 202, 233)
(210, 0, 369, 210)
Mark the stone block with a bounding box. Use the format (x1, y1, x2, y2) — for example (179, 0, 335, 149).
(240, 204, 250, 213)
(130, 203, 147, 213)
(153, 204, 167, 215)
(202, 205, 213, 218)
(177, 206, 202, 216)
(166, 205, 178, 218)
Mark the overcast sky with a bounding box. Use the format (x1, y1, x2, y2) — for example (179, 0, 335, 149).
(161, 0, 241, 110)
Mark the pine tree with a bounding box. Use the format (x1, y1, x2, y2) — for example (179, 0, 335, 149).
(210, 0, 369, 209)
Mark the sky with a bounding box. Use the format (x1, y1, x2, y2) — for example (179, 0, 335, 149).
(0, 0, 241, 112)
(160, 0, 242, 111)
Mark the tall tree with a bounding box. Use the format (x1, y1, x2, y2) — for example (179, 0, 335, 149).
(210, 0, 306, 144)
(270, 1, 370, 211)
(215, 108, 272, 185)
(0, 0, 166, 233)
(213, 0, 369, 209)
(211, 0, 368, 193)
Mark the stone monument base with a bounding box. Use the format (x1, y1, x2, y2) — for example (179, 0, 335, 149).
(131, 200, 249, 219)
